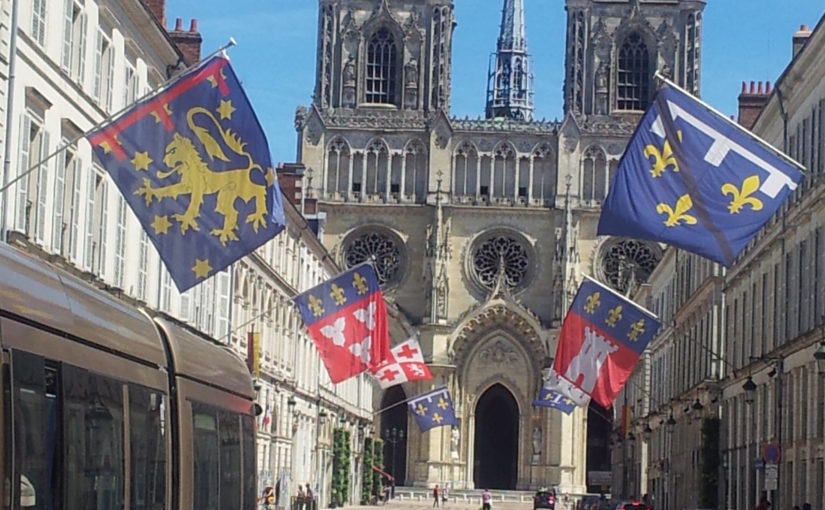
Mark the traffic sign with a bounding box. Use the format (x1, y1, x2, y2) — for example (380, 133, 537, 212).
(764, 443, 781, 464)
(765, 464, 778, 491)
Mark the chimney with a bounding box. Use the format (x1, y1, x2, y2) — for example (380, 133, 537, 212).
(144, 0, 166, 27)
(169, 18, 202, 66)
(793, 24, 812, 58)
(738, 80, 771, 130)
(276, 162, 307, 208)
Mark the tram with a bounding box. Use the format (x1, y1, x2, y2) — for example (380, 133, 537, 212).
(0, 242, 256, 509)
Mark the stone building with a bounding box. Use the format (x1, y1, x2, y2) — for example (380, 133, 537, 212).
(294, 0, 706, 491)
(0, 0, 372, 506)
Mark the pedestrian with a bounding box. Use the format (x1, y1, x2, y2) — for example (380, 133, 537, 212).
(442, 483, 449, 504)
(260, 486, 275, 509)
(433, 484, 440, 507)
(297, 485, 305, 510)
(482, 488, 492, 510)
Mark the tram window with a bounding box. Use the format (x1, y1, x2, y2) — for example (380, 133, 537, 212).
(192, 402, 219, 509)
(63, 366, 124, 509)
(241, 416, 255, 509)
(218, 411, 240, 509)
(10, 351, 58, 510)
(129, 385, 166, 510)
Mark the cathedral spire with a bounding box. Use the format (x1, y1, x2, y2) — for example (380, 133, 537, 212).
(486, 0, 534, 121)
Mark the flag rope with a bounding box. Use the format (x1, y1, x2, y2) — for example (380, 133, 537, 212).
(0, 38, 237, 196)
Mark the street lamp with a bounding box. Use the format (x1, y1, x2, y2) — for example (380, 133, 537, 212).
(384, 427, 404, 485)
(691, 398, 704, 412)
(814, 340, 825, 375)
(742, 376, 757, 405)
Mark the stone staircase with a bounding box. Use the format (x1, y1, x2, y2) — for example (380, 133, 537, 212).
(393, 487, 539, 505)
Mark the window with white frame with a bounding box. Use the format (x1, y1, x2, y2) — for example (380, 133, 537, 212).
(53, 145, 83, 258)
(114, 195, 126, 288)
(161, 267, 172, 313)
(92, 170, 108, 275)
(216, 270, 231, 340)
(94, 29, 115, 111)
(83, 165, 95, 269)
(137, 231, 149, 301)
(31, 0, 47, 47)
(123, 63, 137, 109)
(15, 112, 50, 243)
(61, 0, 87, 85)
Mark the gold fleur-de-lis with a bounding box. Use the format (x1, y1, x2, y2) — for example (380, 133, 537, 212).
(606, 305, 623, 327)
(437, 397, 449, 410)
(628, 319, 646, 341)
(644, 130, 683, 178)
(584, 292, 601, 314)
(308, 295, 324, 317)
(416, 403, 428, 416)
(432, 412, 443, 424)
(330, 284, 347, 306)
(353, 272, 368, 295)
(721, 175, 764, 214)
(656, 194, 698, 227)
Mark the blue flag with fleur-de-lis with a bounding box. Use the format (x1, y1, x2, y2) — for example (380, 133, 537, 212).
(598, 82, 804, 266)
(408, 387, 458, 432)
(87, 54, 285, 292)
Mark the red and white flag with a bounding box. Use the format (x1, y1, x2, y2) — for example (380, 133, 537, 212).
(370, 337, 432, 389)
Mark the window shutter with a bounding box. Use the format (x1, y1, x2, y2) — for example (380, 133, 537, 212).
(52, 151, 67, 252)
(83, 168, 95, 269)
(77, 13, 87, 86)
(93, 31, 103, 101)
(105, 46, 115, 111)
(15, 114, 31, 232)
(180, 291, 191, 322)
(69, 158, 81, 262)
(98, 179, 108, 274)
(61, 0, 73, 71)
(35, 130, 50, 243)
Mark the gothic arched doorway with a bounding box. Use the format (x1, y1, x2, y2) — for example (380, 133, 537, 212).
(380, 386, 408, 485)
(473, 384, 518, 489)
(586, 400, 612, 494)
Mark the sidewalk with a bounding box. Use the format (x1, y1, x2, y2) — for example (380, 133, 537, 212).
(321, 499, 532, 510)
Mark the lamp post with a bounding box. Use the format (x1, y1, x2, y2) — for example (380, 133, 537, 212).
(814, 341, 825, 375)
(384, 427, 404, 486)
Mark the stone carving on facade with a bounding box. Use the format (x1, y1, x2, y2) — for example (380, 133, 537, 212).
(343, 228, 405, 285)
(594, 238, 662, 294)
(305, 112, 323, 146)
(405, 58, 419, 87)
(451, 426, 460, 459)
(323, 109, 427, 129)
(532, 426, 542, 464)
(404, 8, 422, 38)
(470, 231, 532, 293)
(294, 105, 307, 131)
(478, 340, 519, 366)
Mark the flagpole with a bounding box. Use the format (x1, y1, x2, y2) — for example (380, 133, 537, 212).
(653, 71, 805, 172)
(580, 273, 659, 320)
(0, 38, 238, 197)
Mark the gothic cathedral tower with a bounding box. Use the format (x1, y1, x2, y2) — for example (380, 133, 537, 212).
(294, 0, 704, 495)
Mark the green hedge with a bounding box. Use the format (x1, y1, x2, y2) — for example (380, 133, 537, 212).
(331, 428, 351, 508)
(700, 417, 720, 508)
(372, 438, 385, 497)
(361, 437, 374, 504)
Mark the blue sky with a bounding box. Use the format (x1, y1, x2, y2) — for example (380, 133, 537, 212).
(167, 1, 825, 165)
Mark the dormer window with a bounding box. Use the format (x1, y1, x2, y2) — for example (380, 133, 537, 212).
(366, 28, 397, 105)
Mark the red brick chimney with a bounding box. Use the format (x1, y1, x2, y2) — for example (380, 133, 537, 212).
(143, 0, 166, 27)
(276, 163, 306, 208)
(793, 24, 812, 58)
(169, 18, 202, 66)
(738, 80, 771, 130)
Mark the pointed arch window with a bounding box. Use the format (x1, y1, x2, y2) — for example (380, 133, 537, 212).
(366, 28, 398, 105)
(617, 32, 650, 111)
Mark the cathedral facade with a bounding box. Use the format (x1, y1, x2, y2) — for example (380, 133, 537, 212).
(294, 0, 706, 493)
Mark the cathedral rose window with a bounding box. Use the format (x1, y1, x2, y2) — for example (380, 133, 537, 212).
(469, 231, 533, 292)
(595, 238, 662, 294)
(343, 228, 405, 285)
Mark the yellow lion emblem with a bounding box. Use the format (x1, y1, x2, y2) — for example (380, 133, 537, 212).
(136, 106, 270, 245)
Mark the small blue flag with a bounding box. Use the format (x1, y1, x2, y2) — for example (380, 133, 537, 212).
(408, 387, 458, 432)
(598, 83, 804, 266)
(532, 387, 577, 415)
(88, 55, 285, 291)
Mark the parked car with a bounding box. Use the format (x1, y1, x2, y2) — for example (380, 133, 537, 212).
(577, 495, 611, 510)
(612, 500, 650, 510)
(533, 489, 556, 510)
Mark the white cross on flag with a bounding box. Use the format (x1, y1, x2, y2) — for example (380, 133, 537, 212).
(370, 337, 433, 389)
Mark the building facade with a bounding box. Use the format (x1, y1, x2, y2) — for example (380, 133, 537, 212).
(0, 0, 373, 507)
(295, 0, 706, 492)
(611, 13, 825, 510)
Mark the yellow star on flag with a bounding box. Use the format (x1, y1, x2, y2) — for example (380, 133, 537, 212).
(131, 151, 153, 171)
(150, 104, 172, 123)
(217, 99, 236, 120)
(192, 258, 212, 279)
(151, 215, 172, 235)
